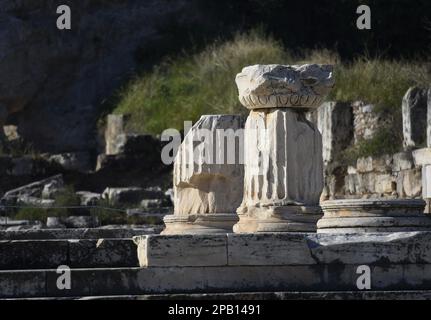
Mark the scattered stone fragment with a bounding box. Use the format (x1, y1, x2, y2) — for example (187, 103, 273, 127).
(1, 174, 63, 205)
(64, 216, 100, 228)
(76, 191, 102, 206)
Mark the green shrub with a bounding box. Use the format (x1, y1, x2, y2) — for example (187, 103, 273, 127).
(53, 186, 83, 217)
(90, 198, 164, 225)
(88, 198, 125, 225)
(13, 207, 64, 222)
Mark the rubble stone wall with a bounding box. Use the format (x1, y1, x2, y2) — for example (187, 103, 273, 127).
(315, 87, 431, 201)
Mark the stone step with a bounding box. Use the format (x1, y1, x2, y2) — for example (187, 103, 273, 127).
(0, 239, 139, 270)
(5, 290, 431, 300)
(126, 209, 170, 224)
(3, 264, 431, 299)
(0, 226, 161, 240)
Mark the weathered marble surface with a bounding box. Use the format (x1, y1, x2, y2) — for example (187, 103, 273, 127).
(4, 232, 431, 298)
(0, 239, 138, 269)
(402, 87, 429, 149)
(105, 114, 126, 155)
(234, 109, 323, 233)
(0, 227, 160, 240)
(412, 147, 431, 167)
(318, 199, 431, 233)
(6, 265, 431, 298)
(316, 101, 353, 166)
(133, 234, 227, 267)
(423, 165, 431, 198)
(163, 114, 245, 234)
(235, 64, 334, 109)
(427, 88, 431, 147)
(135, 231, 431, 267)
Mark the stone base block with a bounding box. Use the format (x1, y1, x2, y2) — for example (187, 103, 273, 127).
(162, 214, 238, 235)
(135, 232, 431, 267)
(4, 233, 431, 298)
(234, 205, 322, 233)
(318, 199, 431, 233)
(126, 232, 431, 294)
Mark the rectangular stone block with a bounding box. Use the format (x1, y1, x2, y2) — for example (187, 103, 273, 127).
(0, 240, 68, 269)
(69, 239, 138, 268)
(136, 232, 431, 268)
(317, 101, 353, 165)
(134, 234, 228, 267)
(427, 88, 431, 148)
(423, 165, 431, 198)
(44, 266, 328, 297)
(0, 270, 46, 298)
(356, 173, 376, 194)
(392, 151, 414, 171)
(105, 114, 126, 155)
(0, 227, 159, 240)
(8, 264, 431, 298)
(356, 156, 373, 173)
(374, 173, 395, 194)
(227, 233, 316, 266)
(357, 156, 392, 174)
(46, 268, 92, 298)
(4, 261, 431, 297)
(310, 232, 431, 265)
(345, 174, 356, 194)
(413, 148, 431, 167)
(403, 87, 428, 149)
(401, 168, 422, 198)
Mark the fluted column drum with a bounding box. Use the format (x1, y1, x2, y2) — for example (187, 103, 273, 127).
(234, 109, 324, 232)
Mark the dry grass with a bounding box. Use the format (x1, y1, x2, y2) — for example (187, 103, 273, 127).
(112, 30, 430, 140)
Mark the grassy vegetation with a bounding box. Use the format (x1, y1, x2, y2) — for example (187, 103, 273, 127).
(339, 127, 404, 165)
(13, 207, 63, 222)
(113, 30, 289, 134)
(88, 198, 164, 225)
(330, 58, 430, 113)
(333, 58, 430, 160)
(13, 186, 83, 222)
(110, 30, 430, 159)
(53, 186, 82, 217)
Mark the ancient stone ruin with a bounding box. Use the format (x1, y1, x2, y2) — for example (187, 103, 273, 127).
(3, 64, 431, 300)
(131, 64, 431, 298)
(234, 64, 333, 233)
(162, 114, 245, 234)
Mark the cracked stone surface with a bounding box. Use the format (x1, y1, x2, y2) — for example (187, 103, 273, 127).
(235, 64, 334, 110)
(135, 231, 431, 267)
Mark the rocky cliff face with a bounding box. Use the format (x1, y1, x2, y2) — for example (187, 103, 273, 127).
(0, 0, 199, 153)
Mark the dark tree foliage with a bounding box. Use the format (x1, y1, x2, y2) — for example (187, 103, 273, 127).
(191, 0, 430, 60)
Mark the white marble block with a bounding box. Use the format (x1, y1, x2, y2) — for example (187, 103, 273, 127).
(235, 64, 334, 110)
(234, 109, 324, 232)
(241, 109, 323, 206)
(163, 114, 245, 234)
(423, 165, 431, 198)
(427, 88, 431, 148)
(402, 87, 428, 149)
